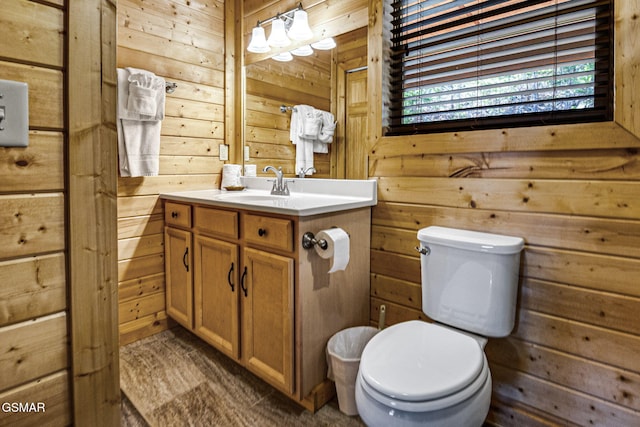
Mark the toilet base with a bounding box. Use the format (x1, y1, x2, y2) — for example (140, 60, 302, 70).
(355, 372, 491, 427)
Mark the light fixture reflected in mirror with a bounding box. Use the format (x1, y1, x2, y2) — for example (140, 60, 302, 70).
(290, 45, 313, 56)
(272, 51, 294, 62)
(311, 37, 336, 50)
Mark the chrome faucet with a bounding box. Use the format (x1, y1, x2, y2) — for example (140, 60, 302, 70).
(263, 165, 289, 196)
(298, 167, 316, 178)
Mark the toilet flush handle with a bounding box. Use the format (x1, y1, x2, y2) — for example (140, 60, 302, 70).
(415, 245, 430, 256)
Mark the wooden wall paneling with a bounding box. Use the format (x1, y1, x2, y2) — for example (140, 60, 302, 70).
(614, 1, 640, 137)
(0, 0, 72, 423)
(490, 363, 640, 426)
(0, 132, 64, 192)
(117, 0, 228, 345)
(117, 195, 163, 218)
(119, 292, 167, 324)
(377, 176, 640, 220)
(487, 337, 640, 411)
(119, 311, 171, 346)
(118, 254, 165, 285)
(0, 61, 64, 129)
(366, 0, 640, 424)
(117, 175, 219, 197)
(0, 194, 65, 259)
(118, 233, 164, 260)
(0, 371, 71, 427)
(118, 273, 165, 302)
(369, 149, 640, 180)
(0, 254, 66, 326)
(1, 0, 64, 68)
(371, 122, 640, 158)
(372, 202, 640, 260)
(68, 0, 120, 424)
(0, 312, 67, 391)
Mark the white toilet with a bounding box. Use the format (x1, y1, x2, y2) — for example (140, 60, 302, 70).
(355, 226, 524, 427)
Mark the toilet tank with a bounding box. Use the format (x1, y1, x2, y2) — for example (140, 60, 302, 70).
(417, 226, 524, 337)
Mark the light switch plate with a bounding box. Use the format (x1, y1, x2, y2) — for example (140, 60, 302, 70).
(0, 79, 29, 147)
(219, 143, 229, 161)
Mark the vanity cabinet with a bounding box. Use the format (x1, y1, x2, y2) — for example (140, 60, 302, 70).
(164, 203, 192, 329)
(163, 198, 371, 411)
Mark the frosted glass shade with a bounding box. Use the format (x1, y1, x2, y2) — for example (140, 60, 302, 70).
(247, 27, 270, 53)
(287, 10, 313, 41)
(272, 51, 293, 62)
(311, 37, 336, 50)
(291, 45, 314, 56)
(267, 19, 291, 48)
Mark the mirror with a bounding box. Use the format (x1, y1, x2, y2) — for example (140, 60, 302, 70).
(241, 1, 368, 179)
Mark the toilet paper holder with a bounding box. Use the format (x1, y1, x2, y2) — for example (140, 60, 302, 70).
(302, 232, 328, 250)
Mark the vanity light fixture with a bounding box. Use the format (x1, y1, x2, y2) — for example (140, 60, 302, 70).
(287, 10, 313, 41)
(267, 19, 291, 48)
(247, 2, 331, 61)
(247, 26, 270, 53)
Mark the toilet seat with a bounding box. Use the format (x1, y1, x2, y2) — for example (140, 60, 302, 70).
(359, 320, 488, 411)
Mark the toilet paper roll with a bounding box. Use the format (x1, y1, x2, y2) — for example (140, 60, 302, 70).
(315, 228, 350, 273)
(244, 164, 257, 177)
(221, 164, 242, 188)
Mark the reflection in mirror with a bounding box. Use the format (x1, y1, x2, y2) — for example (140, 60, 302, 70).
(242, 1, 368, 179)
(244, 51, 333, 178)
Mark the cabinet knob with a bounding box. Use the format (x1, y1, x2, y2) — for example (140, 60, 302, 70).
(171, 211, 179, 218)
(258, 228, 267, 237)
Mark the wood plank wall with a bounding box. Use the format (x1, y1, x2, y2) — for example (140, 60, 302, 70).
(0, 1, 71, 425)
(367, 0, 640, 425)
(116, 0, 227, 345)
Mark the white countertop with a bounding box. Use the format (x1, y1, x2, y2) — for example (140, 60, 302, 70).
(160, 177, 377, 216)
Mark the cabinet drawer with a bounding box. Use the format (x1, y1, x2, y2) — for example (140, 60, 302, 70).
(194, 206, 238, 239)
(243, 214, 293, 252)
(165, 202, 192, 228)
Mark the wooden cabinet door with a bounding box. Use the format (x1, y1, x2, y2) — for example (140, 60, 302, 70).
(241, 247, 294, 394)
(194, 235, 240, 359)
(164, 226, 193, 328)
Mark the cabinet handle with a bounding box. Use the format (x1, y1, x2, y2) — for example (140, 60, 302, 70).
(258, 228, 267, 237)
(183, 247, 189, 272)
(240, 266, 248, 297)
(171, 211, 179, 218)
(227, 262, 235, 292)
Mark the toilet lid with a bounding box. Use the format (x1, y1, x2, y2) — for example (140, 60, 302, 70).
(359, 321, 485, 402)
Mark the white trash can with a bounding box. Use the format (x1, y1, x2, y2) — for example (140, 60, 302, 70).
(326, 326, 379, 416)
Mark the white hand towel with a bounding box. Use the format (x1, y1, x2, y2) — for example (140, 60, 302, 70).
(117, 67, 164, 177)
(118, 68, 165, 121)
(127, 82, 158, 116)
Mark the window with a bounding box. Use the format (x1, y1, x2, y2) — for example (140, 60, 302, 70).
(386, 0, 613, 135)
